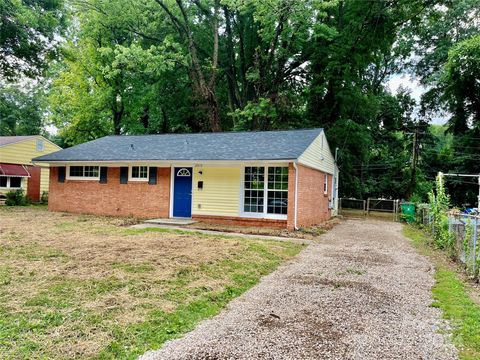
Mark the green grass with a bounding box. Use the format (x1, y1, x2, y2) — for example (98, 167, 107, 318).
(403, 226, 480, 360)
(0, 207, 305, 359)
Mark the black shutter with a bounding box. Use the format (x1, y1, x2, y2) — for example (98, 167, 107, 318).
(120, 167, 128, 184)
(148, 167, 157, 185)
(58, 166, 66, 183)
(99, 167, 108, 183)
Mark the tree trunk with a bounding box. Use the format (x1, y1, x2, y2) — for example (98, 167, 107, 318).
(112, 102, 124, 135)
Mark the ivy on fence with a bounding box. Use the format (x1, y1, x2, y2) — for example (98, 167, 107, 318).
(428, 175, 455, 253)
(423, 173, 480, 279)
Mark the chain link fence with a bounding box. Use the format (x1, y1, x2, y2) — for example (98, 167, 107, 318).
(449, 214, 480, 277)
(417, 206, 480, 279)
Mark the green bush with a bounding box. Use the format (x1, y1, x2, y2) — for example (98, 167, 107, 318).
(41, 191, 49, 204)
(428, 175, 455, 253)
(5, 189, 28, 206)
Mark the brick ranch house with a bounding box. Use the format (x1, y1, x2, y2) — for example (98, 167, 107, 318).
(33, 129, 339, 230)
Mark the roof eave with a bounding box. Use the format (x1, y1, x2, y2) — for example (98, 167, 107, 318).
(32, 159, 297, 166)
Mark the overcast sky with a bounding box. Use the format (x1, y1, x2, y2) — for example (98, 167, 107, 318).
(388, 74, 447, 125)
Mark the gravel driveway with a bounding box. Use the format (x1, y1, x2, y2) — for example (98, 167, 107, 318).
(141, 219, 457, 360)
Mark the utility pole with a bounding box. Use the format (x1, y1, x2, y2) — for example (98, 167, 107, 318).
(438, 172, 480, 209)
(406, 126, 419, 199)
(411, 127, 418, 190)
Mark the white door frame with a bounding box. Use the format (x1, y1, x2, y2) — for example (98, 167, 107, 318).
(169, 164, 194, 218)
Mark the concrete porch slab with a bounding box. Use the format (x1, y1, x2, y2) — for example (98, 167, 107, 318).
(144, 218, 198, 226)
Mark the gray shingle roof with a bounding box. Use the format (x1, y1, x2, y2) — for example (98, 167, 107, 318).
(0, 136, 37, 147)
(33, 128, 323, 162)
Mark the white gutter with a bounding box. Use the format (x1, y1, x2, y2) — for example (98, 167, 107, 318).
(293, 161, 299, 230)
(32, 159, 296, 167)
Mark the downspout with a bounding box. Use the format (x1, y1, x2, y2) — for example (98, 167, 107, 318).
(293, 161, 299, 230)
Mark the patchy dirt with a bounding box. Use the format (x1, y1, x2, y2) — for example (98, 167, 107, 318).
(0, 206, 302, 359)
(186, 217, 341, 240)
(141, 218, 457, 360)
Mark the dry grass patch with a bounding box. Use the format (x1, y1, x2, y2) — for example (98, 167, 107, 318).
(186, 218, 341, 240)
(0, 206, 304, 359)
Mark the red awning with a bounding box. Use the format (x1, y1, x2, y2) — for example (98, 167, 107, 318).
(0, 163, 30, 177)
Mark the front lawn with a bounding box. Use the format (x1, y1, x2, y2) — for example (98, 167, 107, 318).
(0, 207, 304, 359)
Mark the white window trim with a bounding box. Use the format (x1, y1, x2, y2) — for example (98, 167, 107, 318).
(0, 176, 24, 189)
(36, 139, 45, 152)
(128, 165, 149, 182)
(324, 174, 328, 194)
(66, 165, 100, 180)
(240, 166, 288, 220)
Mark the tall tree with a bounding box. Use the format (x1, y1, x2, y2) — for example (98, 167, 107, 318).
(0, 85, 44, 135)
(0, 0, 66, 80)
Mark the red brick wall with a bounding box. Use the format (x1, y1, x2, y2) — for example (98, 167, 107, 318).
(49, 167, 170, 218)
(192, 214, 287, 228)
(26, 165, 41, 202)
(287, 164, 332, 229)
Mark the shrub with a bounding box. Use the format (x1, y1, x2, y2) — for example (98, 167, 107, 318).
(428, 175, 455, 253)
(41, 191, 49, 204)
(5, 189, 28, 206)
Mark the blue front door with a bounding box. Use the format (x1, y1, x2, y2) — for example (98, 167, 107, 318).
(173, 167, 193, 217)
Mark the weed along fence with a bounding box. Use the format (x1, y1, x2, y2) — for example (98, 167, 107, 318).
(339, 198, 399, 220)
(448, 213, 480, 277)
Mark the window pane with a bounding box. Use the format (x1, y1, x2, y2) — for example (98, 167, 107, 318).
(132, 166, 140, 178)
(10, 177, 21, 188)
(69, 166, 83, 177)
(36, 139, 44, 152)
(84, 166, 99, 177)
(267, 190, 288, 215)
(0, 177, 7, 187)
(132, 166, 149, 179)
(243, 166, 265, 213)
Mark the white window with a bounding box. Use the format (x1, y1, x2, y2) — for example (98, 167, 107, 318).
(67, 166, 99, 180)
(130, 166, 149, 181)
(324, 174, 328, 194)
(243, 166, 288, 216)
(0, 177, 22, 189)
(36, 139, 44, 152)
(244, 167, 265, 213)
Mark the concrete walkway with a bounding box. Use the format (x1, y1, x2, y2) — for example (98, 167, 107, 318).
(140, 219, 456, 360)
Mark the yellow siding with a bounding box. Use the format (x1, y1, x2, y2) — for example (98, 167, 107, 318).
(192, 167, 241, 216)
(40, 168, 50, 194)
(0, 136, 60, 165)
(298, 132, 336, 174)
(0, 136, 60, 199)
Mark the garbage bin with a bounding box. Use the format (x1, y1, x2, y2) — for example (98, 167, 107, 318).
(400, 203, 415, 223)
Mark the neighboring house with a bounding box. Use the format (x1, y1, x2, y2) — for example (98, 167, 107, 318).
(33, 129, 339, 229)
(0, 136, 62, 201)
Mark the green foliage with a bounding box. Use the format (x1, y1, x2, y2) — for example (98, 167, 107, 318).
(5, 190, 28, 206)
(428, 174, 455, 252)
(442, 35, 480, 135)
(2, 0, 477, 204)
(0, 0, 66, 80)
(0, 86, 44, 136)
(230, 98, 277, 130)
(40, 192, 48, 205)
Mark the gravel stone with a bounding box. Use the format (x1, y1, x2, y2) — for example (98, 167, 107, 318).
(140, 219, 457, 360)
